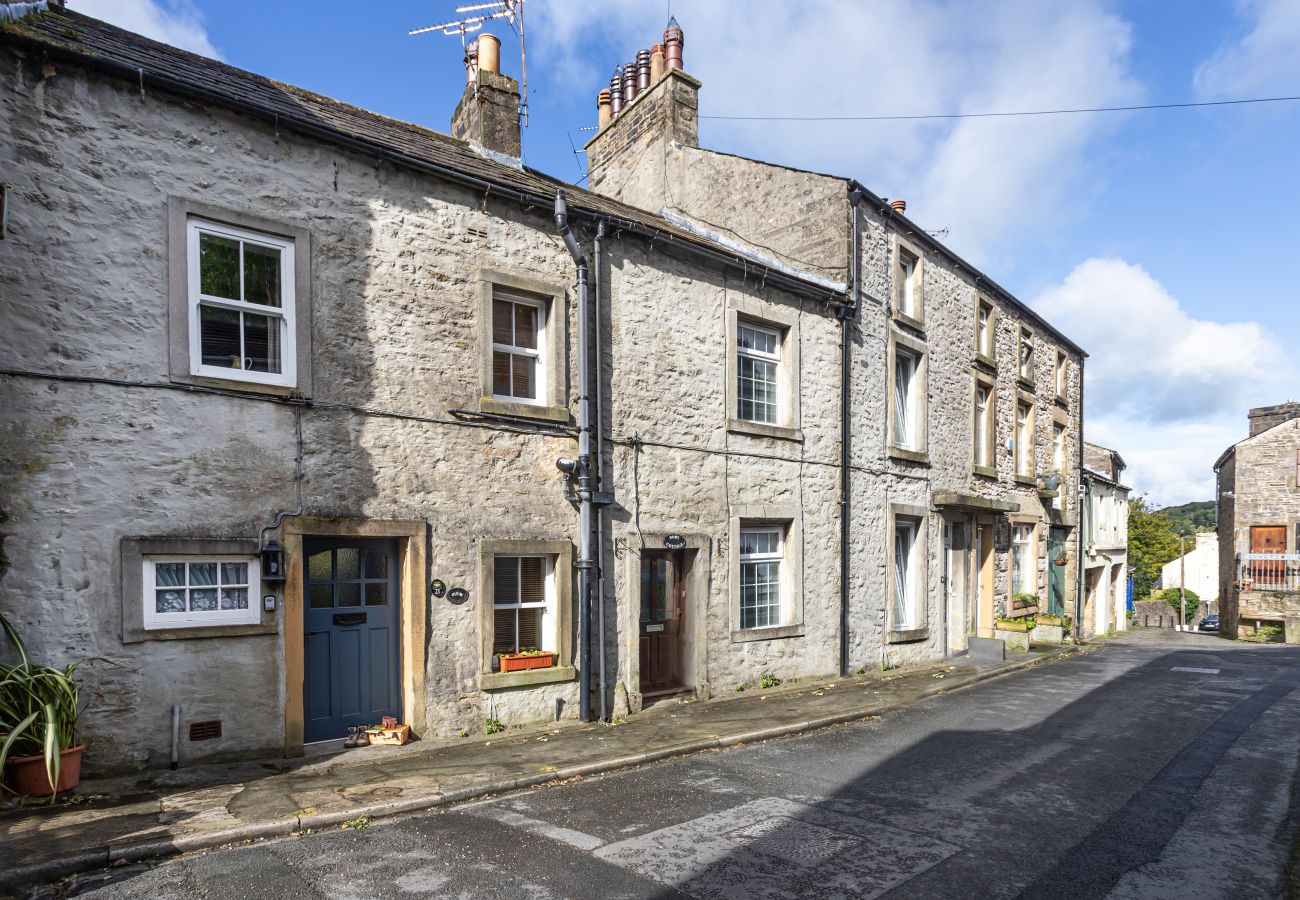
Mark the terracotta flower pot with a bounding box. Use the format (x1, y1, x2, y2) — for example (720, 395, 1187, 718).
(4, 744, 85, 797)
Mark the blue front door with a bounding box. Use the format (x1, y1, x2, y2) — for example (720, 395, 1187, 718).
(303, 538, 401, 743)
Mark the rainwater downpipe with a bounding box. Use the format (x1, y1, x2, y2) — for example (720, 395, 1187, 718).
(593, 220, 608, 722)
(554, 191, 595, 723)
(839, 194, 863, 676)
(1074, 366, 1086, 641)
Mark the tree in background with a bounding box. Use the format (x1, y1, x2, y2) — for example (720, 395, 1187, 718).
(1128, 497, 1183, 601)
(1159, 500, 1216, 538)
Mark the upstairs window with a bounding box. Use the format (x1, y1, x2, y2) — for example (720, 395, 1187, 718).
(1055, 351, 1068, 398)
(1019, 329, 1035, 383)
(976, 300, 995, 359)
(492, 292, 546, 404)
(739, 527, 783, 629)
(737, 322, 781, 425)
(187, 219, 296, 387)
(893, 349, 919, 450)
(1011, 525, 1035, 596)
(1016, 401, 1034, 477)
(896, 247, 922, 320)
(974, 383, 994, 470)
(1053, 423, 1066, 474)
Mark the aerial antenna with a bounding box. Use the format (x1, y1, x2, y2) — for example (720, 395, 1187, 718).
(410, 1, 529, 127)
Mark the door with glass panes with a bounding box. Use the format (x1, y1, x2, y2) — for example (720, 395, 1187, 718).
(639, 551, 685, 695)
(303, 538, 401, 743)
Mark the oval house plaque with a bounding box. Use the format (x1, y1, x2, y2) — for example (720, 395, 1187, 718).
(447, 587, 470, 605)
(663, 534, 687, 550)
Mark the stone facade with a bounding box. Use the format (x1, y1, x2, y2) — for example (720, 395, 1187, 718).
(587, 58, 1085, 660)
(0, 10, 1088, 774)
(1215, 405, 1300, 641)
(1081, 446, 1130, 638)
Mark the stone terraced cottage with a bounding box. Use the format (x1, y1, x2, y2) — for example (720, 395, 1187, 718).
(0, 8, 1084, 771)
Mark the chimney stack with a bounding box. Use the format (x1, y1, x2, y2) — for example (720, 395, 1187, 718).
(450, 32, 521, 158)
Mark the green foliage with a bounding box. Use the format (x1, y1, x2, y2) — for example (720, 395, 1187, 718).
(1157, 587, 1200, 622)
(0, 615, 112, 801)
(995, 617, 1034, 632)
(758, 672, 782, 689)
(340, 816, 370, 830)
(484, 717, 504, 735)
(1157, 501, 1216, 538)
(1128, 497, 1184, 602)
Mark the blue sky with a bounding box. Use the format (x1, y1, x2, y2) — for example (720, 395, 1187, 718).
(78, 0, 1300, 506)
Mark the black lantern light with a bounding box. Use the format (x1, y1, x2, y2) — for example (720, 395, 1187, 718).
(261, 539, 286, 584)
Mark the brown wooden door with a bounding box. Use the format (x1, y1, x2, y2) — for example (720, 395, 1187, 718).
(639, 551, 684, 695)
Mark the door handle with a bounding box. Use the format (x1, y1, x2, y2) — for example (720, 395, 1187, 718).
(333, 612, 366, 626)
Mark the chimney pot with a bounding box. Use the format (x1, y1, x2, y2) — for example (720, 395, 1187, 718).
(622, 62, 638, 103)
(597, 89, 612, 129)
(478, 33, 501, 74)
(650, 43, 665, 82)
(664, 17, 683, 70)
(609, 70, 624, 115)
(890, 198, 907, 214)
(636, 49, 651, 90)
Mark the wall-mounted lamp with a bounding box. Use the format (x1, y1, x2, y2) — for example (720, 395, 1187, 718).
(261, 539, 286, 584)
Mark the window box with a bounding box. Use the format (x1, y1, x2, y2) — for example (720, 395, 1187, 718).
(496, 650, 557, 672)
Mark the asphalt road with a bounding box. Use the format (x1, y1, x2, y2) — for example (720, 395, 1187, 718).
(54, 631, 1300, 899)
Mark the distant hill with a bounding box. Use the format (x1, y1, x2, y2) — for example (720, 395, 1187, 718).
(1158, 501, 1216, 537)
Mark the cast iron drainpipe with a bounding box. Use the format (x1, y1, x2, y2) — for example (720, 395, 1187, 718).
(593, 220, 608, 722)
(1074, 364, 1087, 641)
(555, 190, 595, 723)
(839, 192, 864, 676)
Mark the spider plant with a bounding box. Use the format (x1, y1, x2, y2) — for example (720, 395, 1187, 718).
(0, 614, 106, 800)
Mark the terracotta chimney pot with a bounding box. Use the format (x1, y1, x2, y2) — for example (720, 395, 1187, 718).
(650, 44, 665, 81)
(597, 89, 612, 129)
(664, 17, 683, 70)
(891, 198, 907, 215)
(478, 33, 501, 74)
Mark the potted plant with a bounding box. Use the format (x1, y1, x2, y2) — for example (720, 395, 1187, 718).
(495, 648, 557, 673)
(994, 616, 1034, 653)
(1010, 592, 1040, 617)
(1, 615, 108, 800)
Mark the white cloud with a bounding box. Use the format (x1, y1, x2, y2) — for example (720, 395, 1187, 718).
(1194, 0, 1300, 99)
(1033, 258, 1293, 504)
(71, 0, 219, 59)
(530, 0, 1140, 265)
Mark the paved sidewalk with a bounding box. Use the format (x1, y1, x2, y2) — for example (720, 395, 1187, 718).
(0, 644, 1082, 894)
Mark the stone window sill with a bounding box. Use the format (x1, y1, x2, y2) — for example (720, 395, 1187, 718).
(892, 310, 925, 334)
(479, 665, 577, 691)
(1014, 474, 1037, 487)
(889, 446, 931, 465)
(973, 355, 997, 376)
(1055, 395, 1069, 410)
(727, 419, 804, 443)
(478, 397, 571, 424)
(1017, 377, 1036, 392)
(174, 373, 302, 399)
(131, 622, 278, 643)
(887, 627, 930, 644)
(973, 464, 997, 479)
(731, 624, 804, 643)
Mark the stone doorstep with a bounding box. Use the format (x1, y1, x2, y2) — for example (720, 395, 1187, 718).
(0, 645, 1085, 893)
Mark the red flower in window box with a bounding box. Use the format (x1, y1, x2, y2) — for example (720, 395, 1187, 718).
(497, 650, 557, 672)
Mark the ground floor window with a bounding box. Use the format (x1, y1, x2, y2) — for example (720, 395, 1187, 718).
(739, 527, 784, 629)
(143, 556, 260, 629)
(893, 520, 920, 629)
(492, 555, 555, 654)
(1011, 525, 1035, 597)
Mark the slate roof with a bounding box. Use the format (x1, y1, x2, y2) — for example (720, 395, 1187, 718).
(1, 8, 842, 300)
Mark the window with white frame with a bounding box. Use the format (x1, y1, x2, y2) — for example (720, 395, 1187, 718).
(1016, 401, 1034, 477)
(976, 300, 994, 359)
(1011, 525, 1034, 596)
(892, 519, 919, 630)
(492, 555, 555, 654)
(737, 322, 781, 425)
(974, 383, 993, 469)
(1019, 329, 1035, 382)
(144, 556, 260, 629)
(492, 291, 546, 404)
(187, 218, 296, 387)
(1052, 423, 1066, 474)
(1055, 351, 1068, 397)
(897, 247, 920, 319)
(893, 349, 919, 450)
(739, 526, 783, 629)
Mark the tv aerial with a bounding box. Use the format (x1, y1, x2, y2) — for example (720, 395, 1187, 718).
(410, 1, 529, 126)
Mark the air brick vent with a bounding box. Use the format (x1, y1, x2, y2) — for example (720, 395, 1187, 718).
(189, 720, 222, 742)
